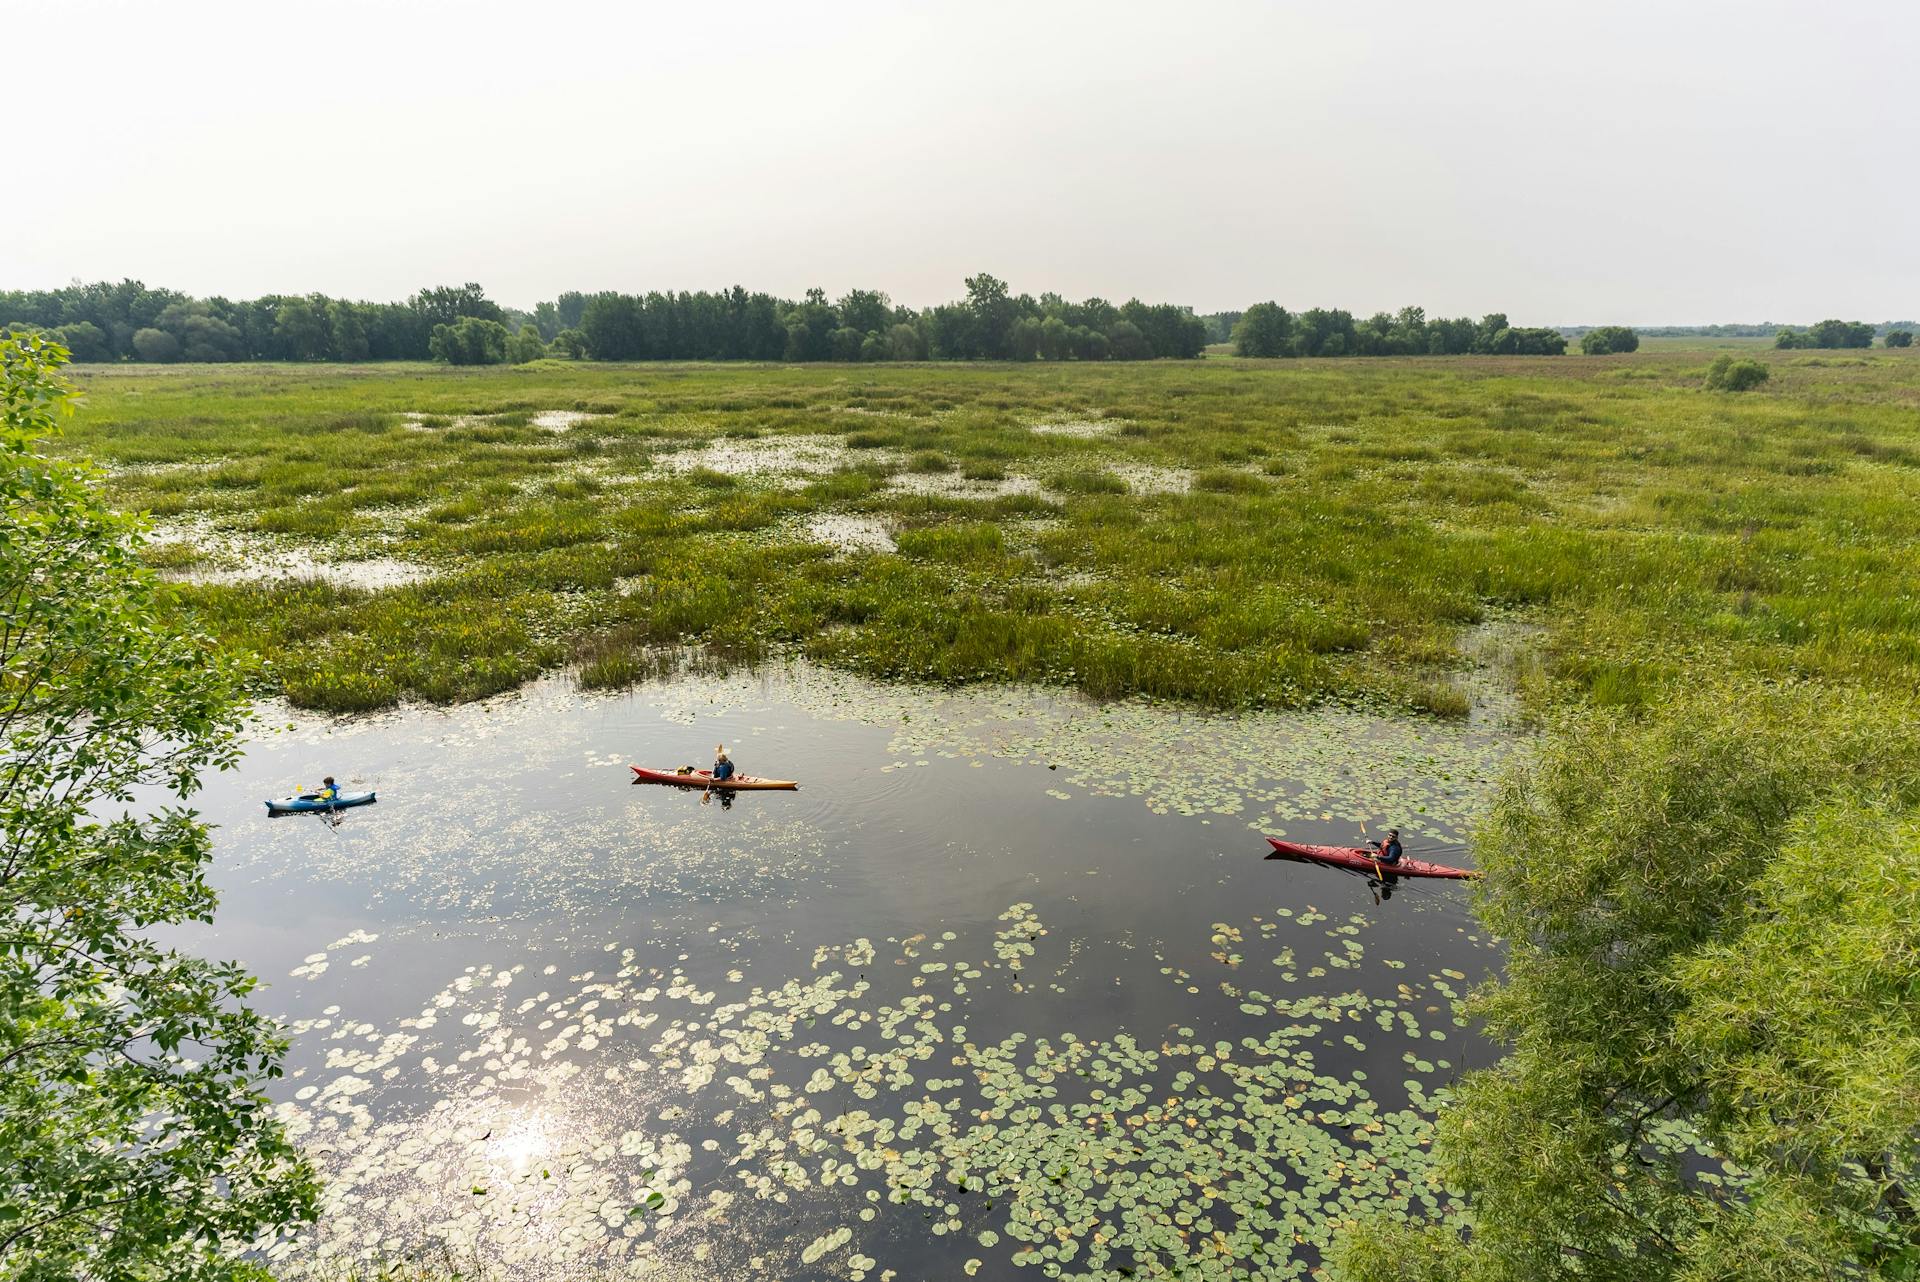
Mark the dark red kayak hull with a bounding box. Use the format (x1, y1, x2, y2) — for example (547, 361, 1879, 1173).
(1264, 838, 1479, 880)
(631, 765, 797, 791)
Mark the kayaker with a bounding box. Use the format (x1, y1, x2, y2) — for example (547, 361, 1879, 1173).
(1368, 829, 1403, 867)
(317, 776, 339, 802)
(712, 747, 736, 784)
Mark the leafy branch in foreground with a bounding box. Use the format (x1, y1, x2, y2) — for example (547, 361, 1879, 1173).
(0, 334, 318, 1280)
(1336, 688, 1920, 1281)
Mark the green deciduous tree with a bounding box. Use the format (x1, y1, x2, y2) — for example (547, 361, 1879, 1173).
(505, 323, 548, 364)
(1071, 325, 1109, 361)
(1005, 316, 1042, 361)
(428, 316, 510, 365)
(0, 335, 319, 1280)
(272, 297, 331, 361)
(327, 302, 370, 362)
(964, 273, 1016, 358)
(1336, 689, 1920, 1282)
(834, 289, 892, 336)
(886, 323, 926, 361)
(828, 325, 865, 362)
(1885, 330, 1913, 348)
(129, 327, 180, 362)
(152, 304, 247, 363)
(1232, 302, 1292, 358)
(409, 283, 503, 330)
(53, 321, 109, 362)
(1106, 319, 1152, 361)
(580, 293, 645, 361)
(1036, 315, 1071, 361)
(1580, 325, 1640, 355)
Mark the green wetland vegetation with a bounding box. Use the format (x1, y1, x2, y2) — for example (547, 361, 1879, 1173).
(70, 345, 1920, 720)
(12, 334, 1920, 1282)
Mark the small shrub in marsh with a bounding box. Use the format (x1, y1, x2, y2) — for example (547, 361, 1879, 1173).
(1409, 681, 1471, 718)
(907, 450, 953, 474)
(329, 410, 395, 432)
(961, 460, 1008, 481)
(686, 466, 737, 489)
(141, 540, 205, 569)
(1051, 469, 1129, 495)
(1703, 355, 1769, 392)
(1193, 468, 1267, 494)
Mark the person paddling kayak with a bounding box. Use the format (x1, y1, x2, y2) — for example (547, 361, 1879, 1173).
(711, 747, 736, 784)
(317, 776, 340, 802)
(1366, 828, 1404, 867)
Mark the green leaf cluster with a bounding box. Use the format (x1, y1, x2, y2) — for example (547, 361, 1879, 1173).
(0, 335, 318, 1280)
(1337, 687, 1920, 1281)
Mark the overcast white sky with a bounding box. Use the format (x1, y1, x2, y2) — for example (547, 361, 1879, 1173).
(14, 0, 1917, 322)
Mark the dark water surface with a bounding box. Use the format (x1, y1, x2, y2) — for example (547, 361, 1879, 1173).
(176, 663, 1520, 1281)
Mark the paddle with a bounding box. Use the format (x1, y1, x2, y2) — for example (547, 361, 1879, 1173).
(1358, 821, 1386, 882)
(310, 783, 344, 830)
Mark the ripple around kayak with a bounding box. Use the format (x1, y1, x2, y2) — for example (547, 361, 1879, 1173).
(630, 765, 799, 791)
(1264, 837, 1480, 879)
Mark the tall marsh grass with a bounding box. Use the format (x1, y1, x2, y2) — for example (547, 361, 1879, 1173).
(64, 348, 1920, 715)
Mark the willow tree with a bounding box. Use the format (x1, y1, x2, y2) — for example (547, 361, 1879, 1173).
(0, 335, 318, 1280)
(1337, 690, 1920, 1281)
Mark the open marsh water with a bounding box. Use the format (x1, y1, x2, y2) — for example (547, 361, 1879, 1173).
(177, 659, 1527, 1281)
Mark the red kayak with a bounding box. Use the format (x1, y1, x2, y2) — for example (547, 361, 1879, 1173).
(1264, 838, 1480, 880)
(631, 765, 798, 792)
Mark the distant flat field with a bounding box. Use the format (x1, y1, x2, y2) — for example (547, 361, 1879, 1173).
(59, 347, 1920, 714)
(1633, 333, 1781, 350)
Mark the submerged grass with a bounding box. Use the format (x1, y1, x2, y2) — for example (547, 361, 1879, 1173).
(65, 349, 1920, 714)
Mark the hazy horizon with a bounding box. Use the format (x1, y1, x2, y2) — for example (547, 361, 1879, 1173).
(16, 0, 1917, 324)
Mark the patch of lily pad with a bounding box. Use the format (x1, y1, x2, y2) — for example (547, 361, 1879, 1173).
(267, 903, 1483, 1280)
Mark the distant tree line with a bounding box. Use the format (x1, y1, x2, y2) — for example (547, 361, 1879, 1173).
(1565, 321, 1918, 341)
(0, 281, 507, 364)
(0, 275, 1211, 365)
(1232, 304, 1568, 358)
(1576, 323, 1784, 339)
(562, 275, 1209, 364)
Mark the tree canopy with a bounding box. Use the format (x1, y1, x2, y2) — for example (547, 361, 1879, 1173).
(1775, 318, 1877, 349)
(1337, 689, 1920, 1282)
(0, 335, 318, 1278)
(428, 316, 511, 366)
(1579, 325, 1640, 355)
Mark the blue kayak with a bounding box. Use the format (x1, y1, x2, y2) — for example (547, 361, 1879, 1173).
(265, 790, 377, 815)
